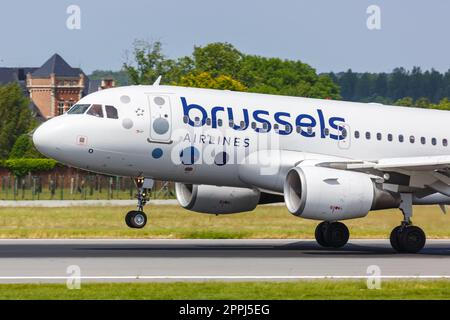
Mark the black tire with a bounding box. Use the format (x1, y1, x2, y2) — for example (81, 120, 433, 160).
(315, 222, 330, 247)
(125, 211, 133, 228)
(324, 222, 349, 248)
(390, 226, 404, 253)
(125, 211, 147, 229)
(398, 226, 426, 253)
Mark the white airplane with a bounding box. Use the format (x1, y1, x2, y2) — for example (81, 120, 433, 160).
(32, 81, 450, 253)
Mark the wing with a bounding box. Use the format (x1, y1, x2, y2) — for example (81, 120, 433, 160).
(319, 155, 450, 198)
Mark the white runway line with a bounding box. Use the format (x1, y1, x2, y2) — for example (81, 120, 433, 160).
(1, 275, 450, 280)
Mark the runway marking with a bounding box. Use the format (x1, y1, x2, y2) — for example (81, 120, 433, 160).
(1, 275, 450, 280)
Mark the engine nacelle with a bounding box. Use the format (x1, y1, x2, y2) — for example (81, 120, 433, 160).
(175, 183, 264, 214)
(284, 166, 400, 221)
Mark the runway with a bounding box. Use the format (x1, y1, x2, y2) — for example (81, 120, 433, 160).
(0, 239, 450, 283)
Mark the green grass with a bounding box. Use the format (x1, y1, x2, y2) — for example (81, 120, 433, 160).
(0, 205, 450, 239)
(0, 281, 449, 300)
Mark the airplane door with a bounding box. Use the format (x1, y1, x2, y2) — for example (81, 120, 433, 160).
(337, 124, 351, 150)
(147, 94, 173, 144)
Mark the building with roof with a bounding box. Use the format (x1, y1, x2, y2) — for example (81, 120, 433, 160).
(0, 54, 115, 120)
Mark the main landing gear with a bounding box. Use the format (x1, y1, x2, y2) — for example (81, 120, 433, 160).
(125, 178, 149, 229)
(315, 221, 350, 248)
(314, 194, 426, 253)
(389, 193, 426, 253)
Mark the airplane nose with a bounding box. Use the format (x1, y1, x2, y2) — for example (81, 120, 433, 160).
(32, 121, 57, 157)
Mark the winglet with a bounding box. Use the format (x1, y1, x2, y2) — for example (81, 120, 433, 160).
(439, 204, 447, 214)
(153, 76, 162, 86)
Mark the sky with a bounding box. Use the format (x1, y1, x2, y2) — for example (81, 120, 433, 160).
(0, 0, 448, 74)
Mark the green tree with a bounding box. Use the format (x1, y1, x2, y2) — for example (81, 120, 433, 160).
(123, 40, 340, 99)
(394, 97, 414, 107)
(178, 72, 247, 91)
(238, 55, 340, 99)
(0, 83, 34, 159)
(9, 134, 42, 159)
(123, 40, 174, 85)
(434, 98, 450, 110)
(192, 42, 243, 78)
(415, 97, 432, 109)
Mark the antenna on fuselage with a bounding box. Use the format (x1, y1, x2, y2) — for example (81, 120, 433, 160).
(153, 76, 162, 86)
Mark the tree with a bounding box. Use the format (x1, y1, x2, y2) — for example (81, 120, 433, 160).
(123, 40, 340, 99)
(434, 98, 450, 110)
(238, 55, 340, 99)
(177, 72, 247, 91)
(0, 83, 34, 159)
(9, 134, 42, 159)
(415, 97, 431, 109)
(337, 69, 358, 101)
(123, 40, 175, 85)
(394, 97, 414, 107)
(192, 42, 243, 78)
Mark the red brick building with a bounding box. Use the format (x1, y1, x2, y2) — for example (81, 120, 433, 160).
(0, 54, 115, 120)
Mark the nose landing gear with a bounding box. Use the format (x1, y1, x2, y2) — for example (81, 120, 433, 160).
(125, 177, 150, 229)
(389, 193, 426, 253)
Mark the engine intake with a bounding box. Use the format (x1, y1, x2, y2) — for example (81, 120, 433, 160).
(284, 166, 400, 221)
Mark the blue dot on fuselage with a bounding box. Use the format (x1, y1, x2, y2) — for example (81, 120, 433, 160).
(152, 148, 163, 159)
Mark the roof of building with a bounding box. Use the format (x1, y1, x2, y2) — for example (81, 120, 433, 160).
(0, 67, 37, 84)
(32, 54, 82, 78)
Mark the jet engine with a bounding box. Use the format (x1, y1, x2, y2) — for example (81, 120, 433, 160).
(175, 183, 282, 214)
(283, 166, 400, 221)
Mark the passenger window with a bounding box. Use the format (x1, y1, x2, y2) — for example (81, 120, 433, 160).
(399, 135, 404, 143)
(421, 137, 426, 145)
(274, 124, 279, 131)
(105, 105, 119, 119)
(68, 104, 90, 114)
(443, 139, 448, 147)
(324, 128, 329, 136)
(387, 134, 393, 142)
(240, 121, 246, 129)
(377, 133, 382, 141)
(296, 126, 302, 133)
(354, 131, 360, 139)
(307, 127, 313, 135)
(183, 115, 189, 124)
(251, 122, 257, 130)
(365, 132, 371, 140)
(206, 118, 212, 126)
(218, 119, 223, 127)
(432, 138, 437, 146)
(87, 104, 103, 118)
(410, 136, 415, 144)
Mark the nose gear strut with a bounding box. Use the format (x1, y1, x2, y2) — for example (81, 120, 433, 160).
(125, 177, 150, 229)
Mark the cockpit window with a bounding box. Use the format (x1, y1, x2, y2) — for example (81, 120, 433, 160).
(105, 105, 119, 119)
(87, 104, 104, 118)
(67, 104, 91, 114)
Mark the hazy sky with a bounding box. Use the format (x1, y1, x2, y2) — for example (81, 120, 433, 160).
(0, 0, 448, 74)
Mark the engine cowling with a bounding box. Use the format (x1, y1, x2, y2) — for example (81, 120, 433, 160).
(283, 166, 400, 221)
(175, 183, 269, 214)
